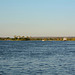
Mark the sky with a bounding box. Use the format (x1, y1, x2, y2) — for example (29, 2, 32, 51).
(0, 0, 75, 37)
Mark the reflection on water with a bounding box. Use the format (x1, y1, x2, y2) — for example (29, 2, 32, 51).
(0, 41, 75, 75)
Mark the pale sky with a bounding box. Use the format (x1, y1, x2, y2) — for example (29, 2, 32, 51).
(0, 0, 75, 37)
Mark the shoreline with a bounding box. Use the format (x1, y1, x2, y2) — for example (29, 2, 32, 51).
(0, 36, 75, 41)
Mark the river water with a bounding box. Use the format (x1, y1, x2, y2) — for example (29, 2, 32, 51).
(0, 41, 75, 75)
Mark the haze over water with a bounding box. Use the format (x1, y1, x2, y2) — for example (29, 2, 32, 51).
(0, 41, 75, 75)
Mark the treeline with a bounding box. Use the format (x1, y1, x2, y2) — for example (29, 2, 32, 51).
(0, 36, 75, 41)
(0, 36, 30, 41)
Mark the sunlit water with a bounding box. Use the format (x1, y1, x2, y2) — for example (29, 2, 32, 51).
(0, 41, 75, 75)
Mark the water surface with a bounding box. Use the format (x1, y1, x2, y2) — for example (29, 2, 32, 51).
(0, 41, 75, 75)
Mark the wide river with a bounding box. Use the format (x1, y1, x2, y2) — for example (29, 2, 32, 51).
(0, 41, 75, 75)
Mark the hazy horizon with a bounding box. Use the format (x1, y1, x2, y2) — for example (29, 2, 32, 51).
(0, 0, 75, 37)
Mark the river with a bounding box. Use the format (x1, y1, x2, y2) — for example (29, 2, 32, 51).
(0, 41, 75, 75)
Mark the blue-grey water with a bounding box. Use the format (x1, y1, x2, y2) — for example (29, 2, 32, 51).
(0, 41, 75, 75)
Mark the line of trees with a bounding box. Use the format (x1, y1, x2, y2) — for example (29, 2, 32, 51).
(13, 35, 30, 41)
(0, 36, 75, 41)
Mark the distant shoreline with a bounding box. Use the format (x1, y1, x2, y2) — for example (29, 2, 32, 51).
(0, 36, 75, 41)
